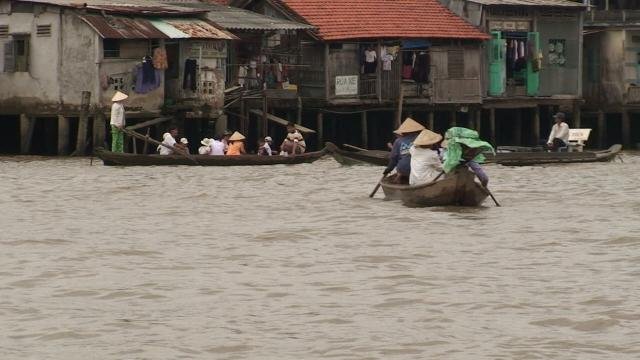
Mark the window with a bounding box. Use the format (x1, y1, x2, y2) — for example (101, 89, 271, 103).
(36, 24, 51, 37)
(0, 25, 8, 38)
(447, 49, 464, 79)
(103, 39, 120, 58)
(3, 35, 30, 72)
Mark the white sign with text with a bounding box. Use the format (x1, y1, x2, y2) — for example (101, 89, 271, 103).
(335, 75, 358, 96)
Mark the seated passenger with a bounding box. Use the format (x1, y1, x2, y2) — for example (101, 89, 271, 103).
(280, 122, 306, 155)
(226, 131, 246, 156)
(383, 117, 426, 183)
(546, 112, 570, 151)
(209, 135, 225, 155)
(199, 138, 212, 155)
(441, 127, 494, 187)
(158, 126, 179, 155)
(258, 137, 272, 156)
(176, 137, 190, 154)
(409, 129, 444, 186)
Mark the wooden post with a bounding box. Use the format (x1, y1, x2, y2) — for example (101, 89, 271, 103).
(297, 96, 302, 125)
(514, 108, 522, 145)
(376, 40, 382, 103)
(92, 112, 105, 151)
(142, 127, 150, 154)
(316, 111, 324, 146)
(239, 93, 245, 135)
(132, 135, 137, 154)
(262, 93, 268, 139)
(449, 110, 457, 128)
(622, 109, 631, 147)
(597, 110, 606, 148)
(57, 115, 69, 155)
(395, 90, 404, 129)
(573, 101, 582, 128)
(20, 114, 36, 154)
(74, 91, 91, 155)
(489, 108, 496, 146)
(475, 109, 482, 133)
(428, 111, 435, 130)
(533, 106, 541, 145)
(361, 111, 368, 148)
(324, 43, 330, 101)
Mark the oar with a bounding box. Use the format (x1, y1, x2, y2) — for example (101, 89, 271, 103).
(476, 179, 501, 207)
(344, 143, 368, 152)
(121, 127, 201, 166)
(369, 174, 387, 198)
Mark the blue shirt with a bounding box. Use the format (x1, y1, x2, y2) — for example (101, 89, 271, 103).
(385, 133, 419, 175)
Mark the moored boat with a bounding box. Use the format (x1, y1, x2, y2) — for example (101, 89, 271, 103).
(325, 142, 389, 166)
(94, 147, 328, 166)
(380, 167, 488, 207)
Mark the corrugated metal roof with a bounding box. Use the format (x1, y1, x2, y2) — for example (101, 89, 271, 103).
(467, 0, 585, 7)
(168, 2, 314, 30)
(78, 14, 236, 39)
(80, 14, 168, 38)
(19, 0, 208, 15)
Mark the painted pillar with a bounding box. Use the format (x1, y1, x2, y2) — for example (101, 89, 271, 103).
(622, 110, 631, 147)
(361, 111, 368, 148)
(57, 115, 70, 155)
(490, 108, 496, 146)
(20, 114, 35, 154)
(597, 110, 606, 148)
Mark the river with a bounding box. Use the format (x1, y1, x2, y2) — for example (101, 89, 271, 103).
(1, 153, 639, 359)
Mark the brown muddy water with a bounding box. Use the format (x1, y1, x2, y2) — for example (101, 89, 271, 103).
(1, 153, 639, 359)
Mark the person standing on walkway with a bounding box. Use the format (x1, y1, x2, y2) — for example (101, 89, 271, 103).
(110, 91, 128, 153)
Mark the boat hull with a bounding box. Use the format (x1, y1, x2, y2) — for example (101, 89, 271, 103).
(95, 148, 327, 166)
(380, 168, 488, 207)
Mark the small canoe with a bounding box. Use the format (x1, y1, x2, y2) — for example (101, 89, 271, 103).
(380, 167, 488, 207)
(327, 143, 622, 167)
(94, 147, 328, 166)
(325, 142, 389, 166)
(486, 144, 622, 166)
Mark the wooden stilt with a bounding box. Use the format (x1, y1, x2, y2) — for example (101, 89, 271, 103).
(262, 94, 268, 138)
(297, 96, 302, 125)
(361, 111, 368, 148)
(92, 112, 105, 151)
(142, 128, 150, 154)
(475, 109, 482, 133)
(20, 114, 36, 154)
(449, 110, 457, 128)
(489, 108, 496, 146)
(57, 115, 69, 155)
(428, 111, 435, 130)
(316, 112, 324, 147)
(132, 134, 138, 154)
(573, 101, 582, 128)
(395, 90, 404, 129)
(533, 106, 540, 145)
(597, 110, 606, 148)
(514, 108, 522, 146)
(74, 91, 91, 155)
(622, 109, 631, 147)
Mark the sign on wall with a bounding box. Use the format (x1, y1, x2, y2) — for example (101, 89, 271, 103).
(335, 75, 358, 96)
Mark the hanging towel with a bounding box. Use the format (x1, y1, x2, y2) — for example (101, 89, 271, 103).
(153, 47, 168, 70)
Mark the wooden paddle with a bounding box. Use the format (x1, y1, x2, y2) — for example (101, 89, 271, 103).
(344, 143, 368, 152)
(369, 174, 387, 198)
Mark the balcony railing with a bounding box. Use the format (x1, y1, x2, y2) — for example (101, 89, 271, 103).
(586, 10, 640, 25)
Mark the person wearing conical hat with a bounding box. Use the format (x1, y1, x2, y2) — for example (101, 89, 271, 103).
(109, 91, 128, 152)
(409, 129, 444, 186)
(383, 117, 426, 183)
(226, 131, 246, 155)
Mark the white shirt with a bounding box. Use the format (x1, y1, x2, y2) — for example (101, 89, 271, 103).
(547, 122, 570, 144)
(209, 140, 225, 155)
(263, 142, 272, 156)
(159, 133, 176, 155)
(409, 146, 443, 186)
(110, 102, 125, 127)
(365, 49, 377, 63)
(198, 146, 210, 155)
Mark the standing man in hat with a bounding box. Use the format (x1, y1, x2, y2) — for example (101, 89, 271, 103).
(383, 117, 426, 183)
(110, 91, 128, 153)
(547, 112, 570, 151)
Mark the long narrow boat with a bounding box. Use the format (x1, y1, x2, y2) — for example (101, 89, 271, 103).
(94, 147, 328, 166)
(325, 142, 388, 166)
(380, 167, 488, 207)
(327, 142, 622, 167)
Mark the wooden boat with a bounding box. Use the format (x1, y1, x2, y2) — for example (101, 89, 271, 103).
(380, 167, 488, 207)
(94, 147, 328, 166)
(485, 144, 622, 166)
(327, 142, 622, 167)
(325, 142, 389, 166)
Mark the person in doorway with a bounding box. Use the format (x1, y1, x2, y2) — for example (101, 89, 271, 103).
(383, 117, 426, 183)
(226, 131, 246, 155)
(364, 45, 377, 74)
(158, 126, 179, 155)
(110, 91, 128, 153)
(409, 129, 444, 186)
(280, 122, 306, 155)
(209, 134, 225, 155)
(547, 112, 570, 151)
(199, 138, 212, 155)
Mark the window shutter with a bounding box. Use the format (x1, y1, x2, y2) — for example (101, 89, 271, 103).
(4, 40, 15, 72)
(447, 49, 464, 79)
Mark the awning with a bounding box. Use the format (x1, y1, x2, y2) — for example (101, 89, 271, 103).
(78, 14, 236, 40)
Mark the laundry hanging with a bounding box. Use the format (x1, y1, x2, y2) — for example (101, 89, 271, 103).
(183, 59, 198, 91)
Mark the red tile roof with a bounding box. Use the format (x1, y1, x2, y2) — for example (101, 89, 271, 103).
(276, 0, 489, 41)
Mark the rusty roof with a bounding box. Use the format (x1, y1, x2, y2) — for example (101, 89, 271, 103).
(161, 19, 237, 39)
(19, 0, 208, 15)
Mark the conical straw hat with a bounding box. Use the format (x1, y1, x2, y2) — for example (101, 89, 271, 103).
(395, 117, 425, 134)
(228, 131, 246, 141)
(413, 129, 443, 146)
(111, 91, 128, 102)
